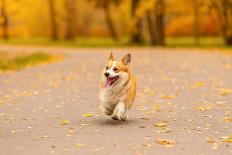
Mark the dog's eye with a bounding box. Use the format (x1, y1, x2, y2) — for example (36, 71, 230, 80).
(113, 67, 119, 72)
(106, 66, 109, 70)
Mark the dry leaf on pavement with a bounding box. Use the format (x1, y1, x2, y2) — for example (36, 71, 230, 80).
(81, 113, 94, 117)
(156, 139, 175, 147)
(155, 122, 166, 127)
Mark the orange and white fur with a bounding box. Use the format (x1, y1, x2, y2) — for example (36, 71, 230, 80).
(99, 53, 136, 121)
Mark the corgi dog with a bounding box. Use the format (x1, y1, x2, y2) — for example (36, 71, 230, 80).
(99, 52, 136, 121)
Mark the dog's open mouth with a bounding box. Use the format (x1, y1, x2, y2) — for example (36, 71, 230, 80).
(104, 76, 119, 88)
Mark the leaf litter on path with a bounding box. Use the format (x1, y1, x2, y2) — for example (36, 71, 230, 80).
(156, 139, 175, 147)
(61, 120, 70, 125)
(154, 122, 166, 127)
(81, 113, 94, 117)
(222, 135, 232, 143)
(219, 89, 232, 96)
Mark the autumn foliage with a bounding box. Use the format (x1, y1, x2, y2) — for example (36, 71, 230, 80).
(0, 0, 232, 45)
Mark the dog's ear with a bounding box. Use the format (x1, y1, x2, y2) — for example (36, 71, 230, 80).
(108, 52, 114, 61)
(121, 53, 131, 66)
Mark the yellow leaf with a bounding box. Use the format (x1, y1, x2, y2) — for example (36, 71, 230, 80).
(141, 144, 152, 148)
(222, 135, 232, 143)
(223, 139, 232, 143)
(155, 122, 166, 127)
(75, 143, 85, 148)
(224, 117, 232, 122)
(192, 81, 205, 88)
(205, 138, 216, 143)
(136, 106, 146, 111)
(156, 139, 175, 146)
(81, 113, 94, 117)
(196, 106, 211, 111)
(219, 89, 232, 96)
(160, 95, 175, 99)
(80, 123, 92, 126)
(61, 120, 70, 125)
(152, 104, 161, 110)
(41, 135, 52, 139)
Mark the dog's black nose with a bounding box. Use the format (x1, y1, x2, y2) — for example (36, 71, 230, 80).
(104, 72, 110, 77)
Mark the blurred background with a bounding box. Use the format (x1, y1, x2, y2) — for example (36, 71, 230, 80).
(0, 0, 232, 47)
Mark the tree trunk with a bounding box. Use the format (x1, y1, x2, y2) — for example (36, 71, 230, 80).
(103, 2, 118, 41)
(225, 36, 232, 45)
(146, 11, 157, 45)
(64, 0, 77, 40)
(1, 0, 9, 40)
(130, 0, 143, 43)
(192, 0, 200, 46)
(48, 0, 58, 40)
(214, 0, 232, 45)
(154, 0, 165, 46)
(222, 0, 232, 45)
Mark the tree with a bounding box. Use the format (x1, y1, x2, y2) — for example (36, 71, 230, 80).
(64, 0, 77, 40)
(130, 0, 143, 43)
(0, 0, 9, 39)
(192, 0, 200, 46)
(91, 0, 121, 40)
(146, 10, 157, 45)
(211, 0, 232, 45)
(47, 0, 58, 40)
(146, 0, 165, 46)
(154, 0, 165, 46)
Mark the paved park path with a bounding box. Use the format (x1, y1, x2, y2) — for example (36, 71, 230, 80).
(0, 46, 231, 155)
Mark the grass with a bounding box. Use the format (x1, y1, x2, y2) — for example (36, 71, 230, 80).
(166, 37, 225, 47)
(0, 37, 230, 48)
(0, 52, 54, 71)
(0, 37, 130, 47)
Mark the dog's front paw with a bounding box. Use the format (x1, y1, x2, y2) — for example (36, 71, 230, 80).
(111, 115, 119, 120)
(119, 112, 128, 121)
(111, 111, 127, 121)
(111, 102, 128, 121)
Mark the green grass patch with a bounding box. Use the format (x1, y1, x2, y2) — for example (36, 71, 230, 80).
(0, 37, 230, 48)
(0, 37, 130, 47)
(166, 37, 225, 47)
(0, 52, 53, 71)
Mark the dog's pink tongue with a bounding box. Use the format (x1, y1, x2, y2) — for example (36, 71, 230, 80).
(104, 79, 111, 88)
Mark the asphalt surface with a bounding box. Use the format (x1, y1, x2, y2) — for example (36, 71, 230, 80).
(0, 46, 231, 155)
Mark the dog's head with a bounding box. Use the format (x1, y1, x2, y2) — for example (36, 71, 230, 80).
(103, 52, 131, 88)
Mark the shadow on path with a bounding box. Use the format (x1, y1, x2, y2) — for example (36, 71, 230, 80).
(90, 118, 139, 127)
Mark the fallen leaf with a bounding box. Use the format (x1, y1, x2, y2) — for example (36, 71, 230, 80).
(155, 122, 166, 127)
(222, 135, 232, 143)
(205, 138, 216, 143)
(152, 104, 161, 110)
(219, 89, 232, 96)
(224, 117, 232, 122)
(75, 143, 85, 148)
(81, 113, 94, 117)
(41, 135, 52, 139)
(156, 139, 175, 147)
(192, 81, 205, 88)
(160, 95, 175, 99)
(80, 123, 92, 126)
(136, 106, 146, 111)
(61, 120, 70, 125)
(196, 106, 211, 111)
(139, 117, 150, 120)
(141, 144, 152, 148)
(157, 129, 172, 133)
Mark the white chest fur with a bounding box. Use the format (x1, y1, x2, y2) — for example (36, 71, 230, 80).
(100, 80, 128, 110)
